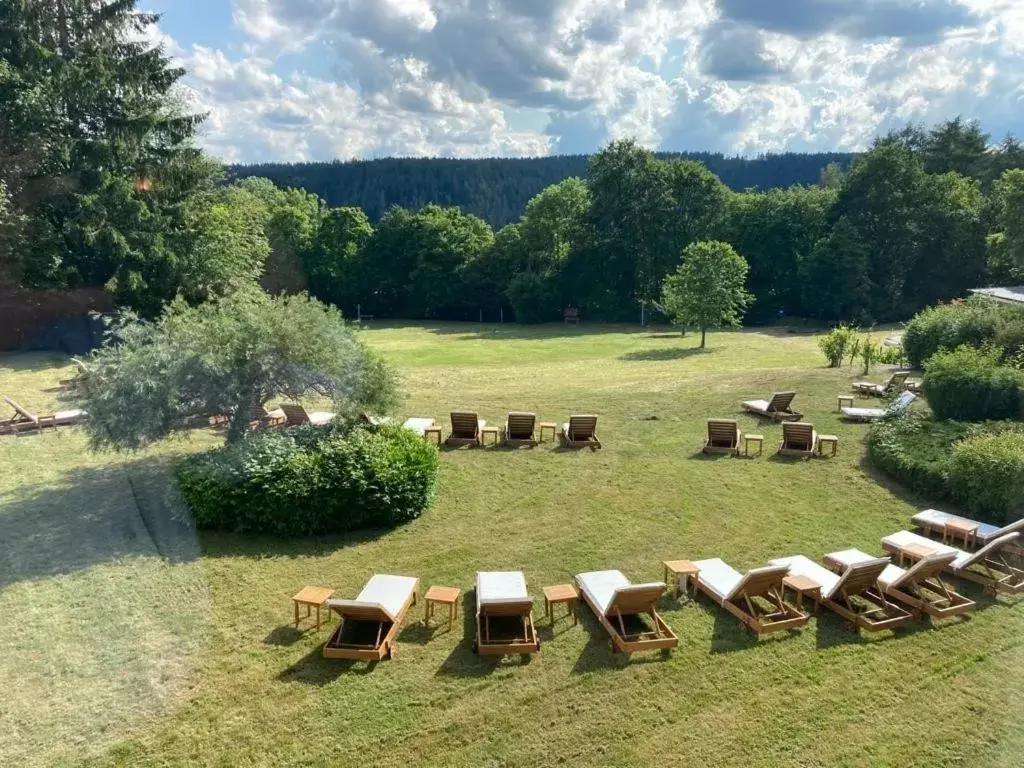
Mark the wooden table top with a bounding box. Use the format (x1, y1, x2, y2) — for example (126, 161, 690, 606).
(292, 585, 335, 605)
(424, 585, 461, 604)
(783, 574, 821, 592)
(902, 543, 937, 559)
(944, 519, 979, 534)
(543, 583, 579, 602)
(663, 559, 699, 574)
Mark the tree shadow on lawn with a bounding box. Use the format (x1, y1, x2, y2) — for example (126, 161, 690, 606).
(618, 347, 714, 362)
(197, 524, 399, 561)
(422, 322, 656, 341)
(0, 454, 201, 591)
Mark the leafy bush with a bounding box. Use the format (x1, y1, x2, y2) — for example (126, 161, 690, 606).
(177, 425, 438, 535)
(506, 271, 558, 323)
(903, 299, 1024, 368)
(948, 431, 1024, 524)
(817, 324, 858, 367)
(922, 345, 1024, 421)
(866, 415, 969, 500)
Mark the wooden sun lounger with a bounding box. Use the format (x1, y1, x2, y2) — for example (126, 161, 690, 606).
(447, 411, 484, 446)
(703, 419, 740, 455)
(852, 371, 910, 397)
(778, 422, 817, 457)
(475, 571, 540, 656)
(770, 555, 915, 632)
(503, 412, 538, 447)
(359, 413, 393, 427)
(402, 417, 435, 437)
(882, 531, 1024, 595)
(280, 403, 335, 426)
(693, 559, 809, 635)
(1, 396, 88, 434)
(841, 392, 916, 422)
(823, 549, 974, 619)
(912, 508, 1024, 551)
(741, 392, 802, 421)
(561, 415, 601, 449)
(575, 570, 677, 654)
(324, 575, 419, 661)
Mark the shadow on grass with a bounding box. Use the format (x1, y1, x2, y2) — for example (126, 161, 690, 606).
(277, 644, 373, 683)
(263, 625, 306, 647)
(618, 347, 713, 362)
(435, 591, 507, 677)
(421, 322, 658, 341)
(569, 604, 673, 672)
(197, 524, 396, 560)
(0, 454, 201, 591)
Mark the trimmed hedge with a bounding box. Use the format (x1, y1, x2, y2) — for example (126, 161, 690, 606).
(866, 415, 971, 500)
(922, 345, 1024, 422)
(177, 425, 438, 535)
(949, 432, 1024, 524)
(903, 299, 1024, 368)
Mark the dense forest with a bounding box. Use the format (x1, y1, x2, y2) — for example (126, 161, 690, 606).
(231, 152, 858, 228)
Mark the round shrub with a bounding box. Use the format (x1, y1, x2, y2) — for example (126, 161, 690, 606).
(948, 431, 1024, 525)
(177, 425, 438, 535)
(903, 301, 1002, 369)
(922, 346, 1024, 422)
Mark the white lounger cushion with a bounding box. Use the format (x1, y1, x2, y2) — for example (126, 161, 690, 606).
(882, 530, 973, 570)
(912, 508, 1023, 543)
(576, 570, 629, 615)
(743, 399, 771, 413)
(54, 409, 87, 423)
(402, 417, 434, 435)
(693, 558, 743, 600)
(826, 549, 906, 590)
(328, 574, 417, 621)
(841, 406, 886, 421)
(477, 571, 528, 608)
(769, 555, 841, 599)
(307, 411, 335, 425)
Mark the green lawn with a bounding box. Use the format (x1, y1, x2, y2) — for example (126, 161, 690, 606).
(2, 323, 1023, 767)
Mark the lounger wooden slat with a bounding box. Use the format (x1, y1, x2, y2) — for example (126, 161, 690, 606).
(280, 403, 335, 427)
(741, 392, 802, 421)
(703, 419, 740, 455)
(882, 531, 1024, 595)
(447, 411, 484, 446)
(693, 559, 809, 635)
(852, 371, 910, 397)
(324, 575, 419, 661)
(778, 422, 817, 457)
(575, 570, 677, 655)
(561, 415, 601, 449)
(475, 571, 541, 656)
(503, 412, 538, 448)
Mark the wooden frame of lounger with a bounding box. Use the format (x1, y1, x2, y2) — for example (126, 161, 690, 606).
(778, 422, 817, 457)
(447, 411, 483, 446)
(786, 559, 915, 631)
(323, 579, 419, 661)
(279, 402, 335, 427)
(825, 552, 974, 619)
(561, 415, 601, 449)
(502, 412, 538, 448)
(882, 533, 1024, 596)
(1, 396, 86, 434)
(912, 511, 1024, 554)
(575, 579, 677, 654)
(741, 392, 802, 421)
(703, 419, 740, 455)
(852, 371, 909, 397)
(476, 595, 540, 656)
(696, 565, 809, 635)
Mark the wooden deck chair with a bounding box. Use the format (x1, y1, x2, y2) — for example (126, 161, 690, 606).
(59, 357, 92, 387)
(446, 411, 484, 446)
(882, 531, 1024, 595)
(1, 396, 87, 434)
(912, 508, 1024, 550)
(778, 422, 817, 456)
(823, 549, 974, 619)
(770, 555, 914, 632)
(475, 571, 540, 656)
(280, 402, 335, 426)
(575, 570, 677, 654)
(703, 419, 740, 455)
(693, 559, 809, 635)
(852, 371, 910, 397)
(741, 392, 802, 421)
(323, 575, 419, 661)
(841, 392, 916, 422)
(503, 412, 537, 447)
(561, 415, 601, 449)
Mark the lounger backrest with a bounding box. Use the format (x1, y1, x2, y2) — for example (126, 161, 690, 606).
(4, 396, 37, 423)
(782, 422, 814, 450)
(279, 403, 310, 425)
(960, 532, 1021, 569)
(479, 597, 534, 616)
(568, 415, 598, 439)
(450, 411, 480, 437)
(886, 372, 909, 391)
(767, 392, 796, 412)
(725, 565, 789, 600)
(707, 419, 739, 447)
(995, 518, 1024, 538)
(506, 412, 536, 439)
(890, 552, 958, 588)
(326, 599, 394, 623)
(831, 558, 890, 598)
(606, 582, 665, 615)
(888, 391, 916, 413)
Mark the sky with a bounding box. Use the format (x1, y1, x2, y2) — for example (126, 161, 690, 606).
(144, 0, 1024, 164)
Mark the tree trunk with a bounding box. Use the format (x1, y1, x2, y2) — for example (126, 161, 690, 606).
(700, 327, 707, 348)
(225, 391, 258, 445)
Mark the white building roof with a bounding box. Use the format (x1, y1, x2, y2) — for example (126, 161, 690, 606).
(969, 286, 1024, 304)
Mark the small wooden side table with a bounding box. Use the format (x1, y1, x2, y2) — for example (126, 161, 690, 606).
(424, 585, 461, 629)
(837, 395, 854, 411)
(292, 585, 335, 631)
(896, 543, 937, 567)
(423, 426, 442, 445)
(542, 583, 579, 625)
(539, 422, 557, 442)
(943, 519, 979, 550)
(783, 574, 821, 613)
(663, 559, 700, 597)
(744, 434, 764, 457)
(817, 435, 839, 457)
(480, 425, 500, 446)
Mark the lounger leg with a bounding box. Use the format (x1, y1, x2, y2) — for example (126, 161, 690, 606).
(294, 600, 299, 628)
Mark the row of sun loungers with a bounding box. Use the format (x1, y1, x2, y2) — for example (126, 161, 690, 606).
(320, 510, 1023, 661)
(400, 412, 601, 449)
(704, 420, 822, 456)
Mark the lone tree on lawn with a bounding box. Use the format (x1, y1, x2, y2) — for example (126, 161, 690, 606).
(77, 289, 399, 449)
(658, 240, 753, 348)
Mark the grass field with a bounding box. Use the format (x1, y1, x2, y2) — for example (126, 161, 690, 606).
(2, 323, 1023, 767)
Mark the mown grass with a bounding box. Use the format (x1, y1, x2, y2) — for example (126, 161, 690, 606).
(2, 324, 1023, 768)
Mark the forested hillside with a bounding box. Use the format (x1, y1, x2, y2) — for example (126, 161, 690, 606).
(231, 152, 857, 227)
